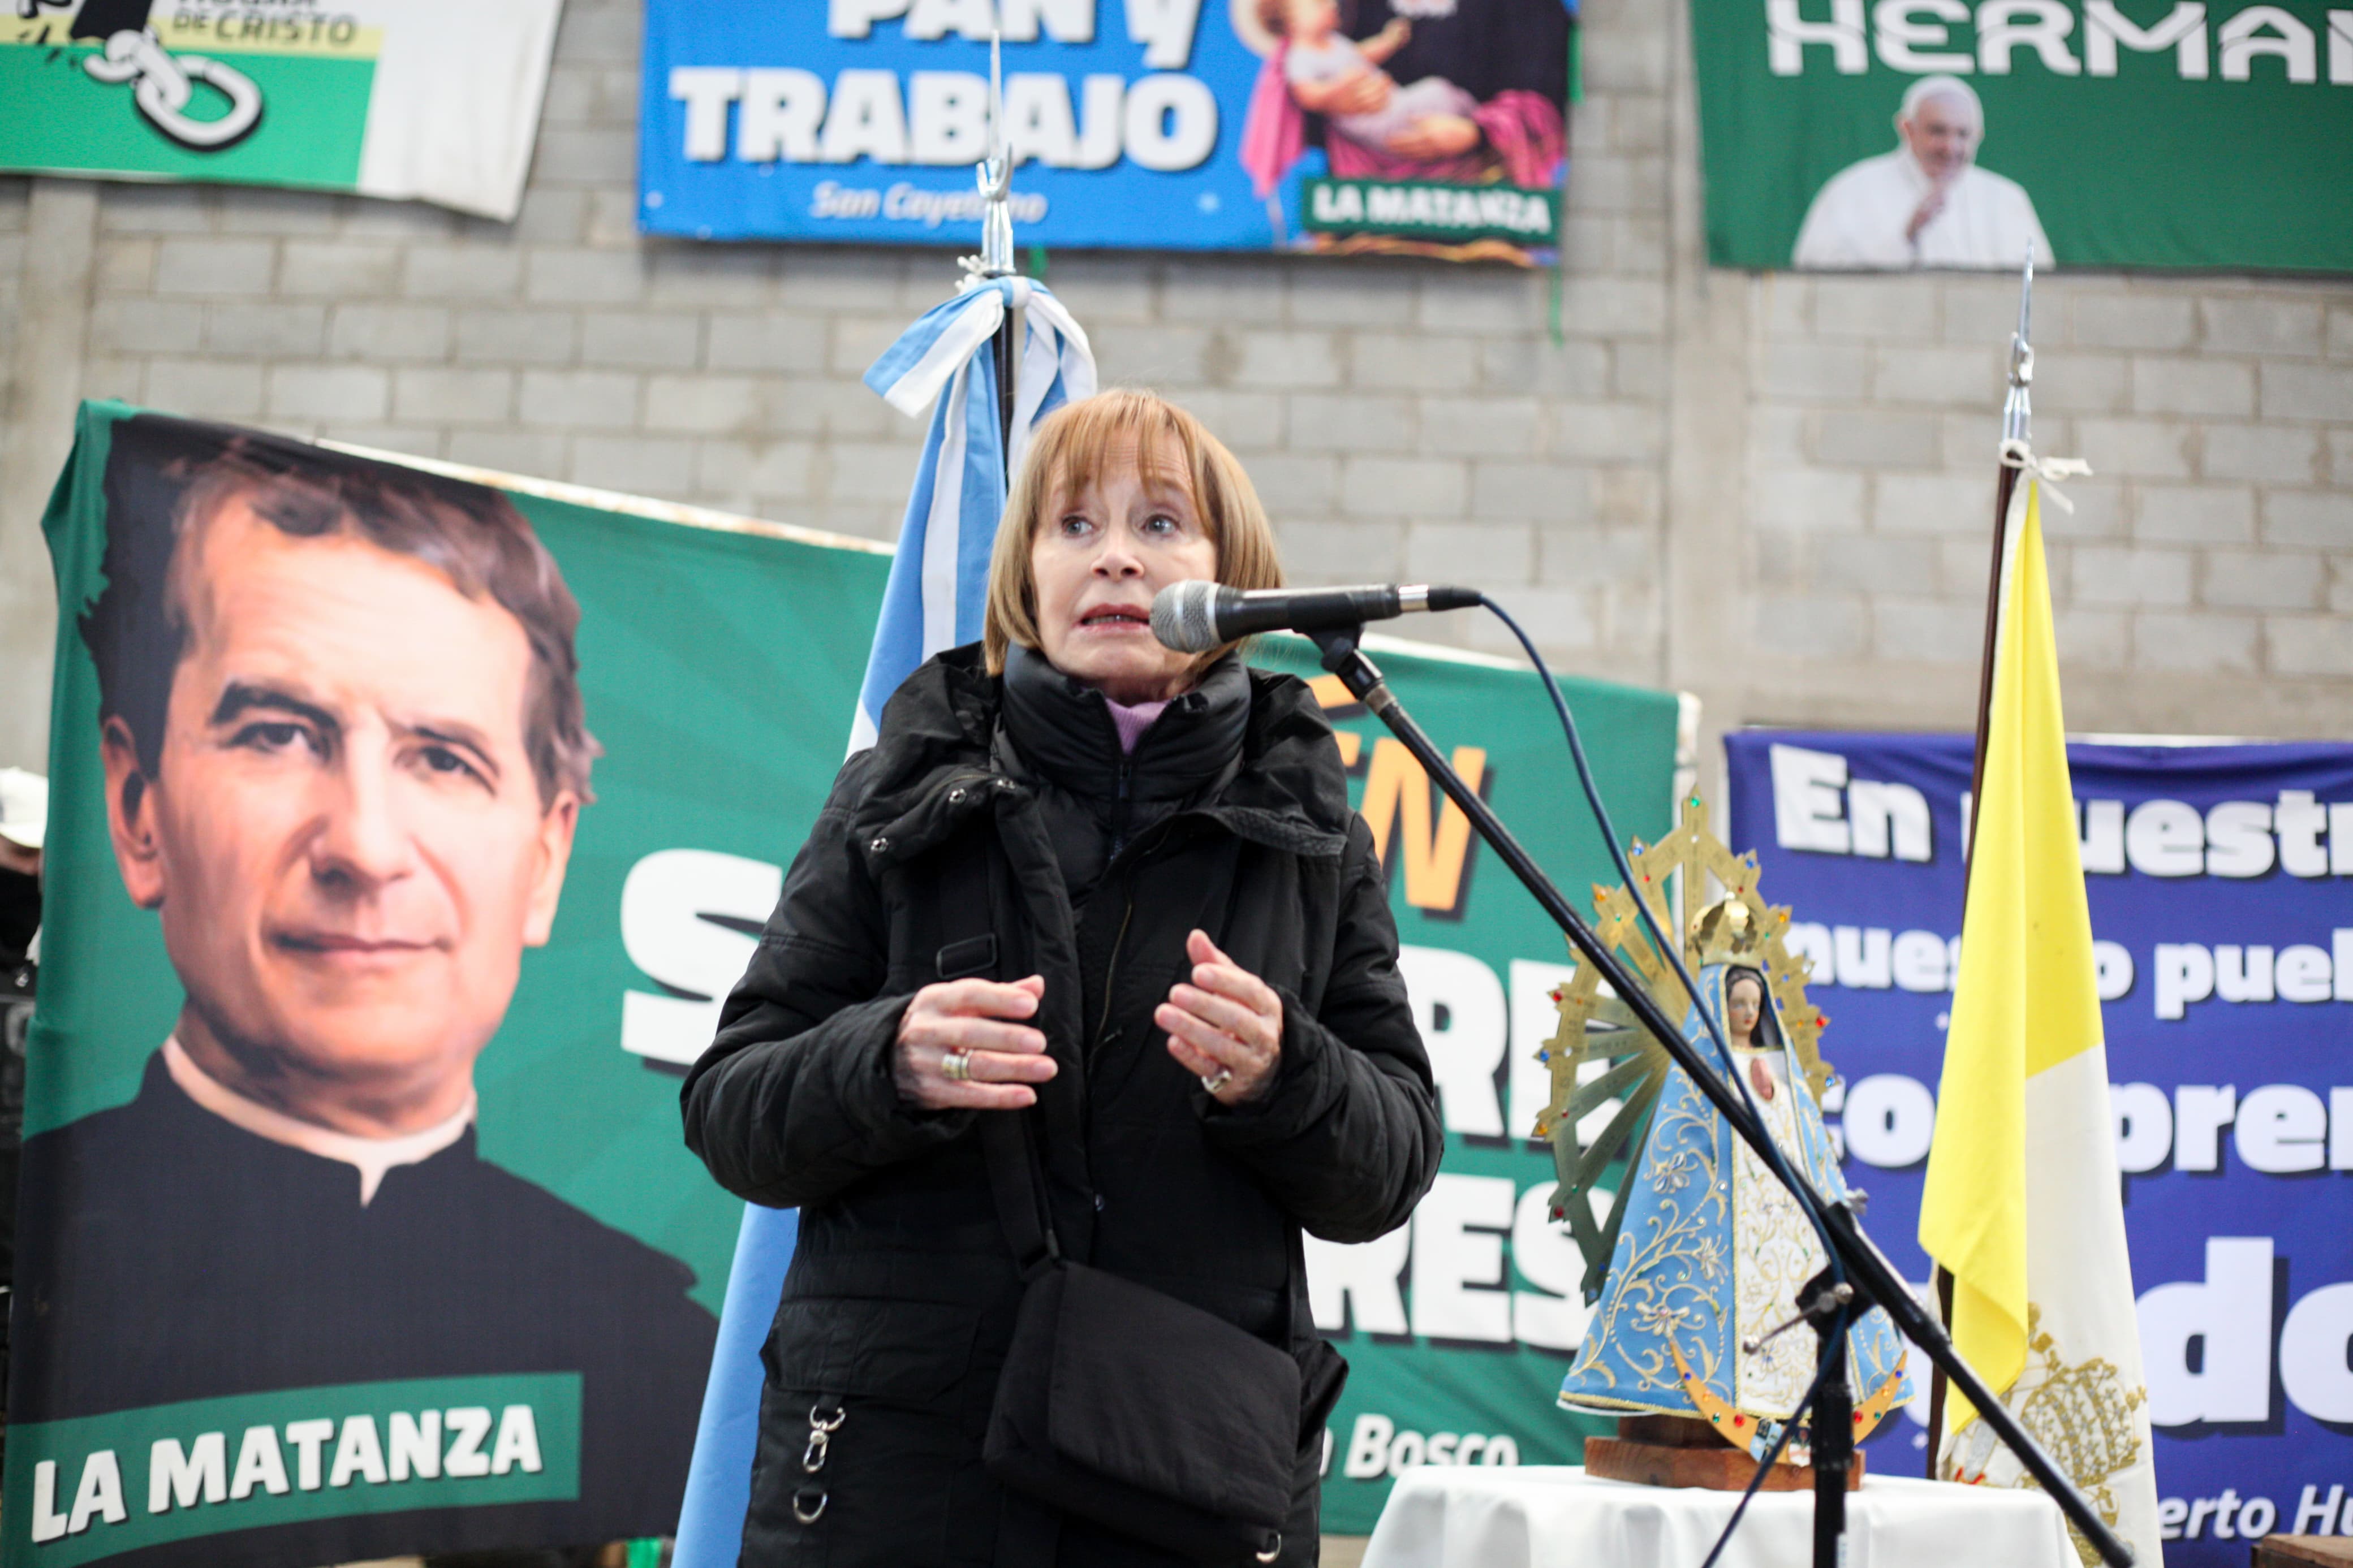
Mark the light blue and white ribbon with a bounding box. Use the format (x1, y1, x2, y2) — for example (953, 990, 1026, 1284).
(850, 275, 1095, 750)
(672, 274, 1092, 1568)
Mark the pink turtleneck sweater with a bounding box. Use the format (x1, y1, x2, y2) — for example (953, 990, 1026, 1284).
(1107, 697, 1170, 754)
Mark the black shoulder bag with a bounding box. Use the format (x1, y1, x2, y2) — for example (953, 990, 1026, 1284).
(979, 1112, 1317, 1565)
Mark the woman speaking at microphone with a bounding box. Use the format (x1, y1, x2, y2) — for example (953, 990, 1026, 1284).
(682, 388, 1440, 1567)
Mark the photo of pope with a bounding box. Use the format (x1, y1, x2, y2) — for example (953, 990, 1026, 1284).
(11, 416, 717, 1564)
(1791, 75, 2053, 271)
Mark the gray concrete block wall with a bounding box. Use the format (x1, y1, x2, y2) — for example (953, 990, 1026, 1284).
(1749, 266, 2353, 734)
(0, 182, 25, 439)
(1, 0, 2348, 773)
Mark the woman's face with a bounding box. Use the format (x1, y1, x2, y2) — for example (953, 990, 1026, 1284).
(1028, 439, 1218, 706)
(1726, 976, 1763, 1044)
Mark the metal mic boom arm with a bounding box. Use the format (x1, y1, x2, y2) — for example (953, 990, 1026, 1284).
(1308, 626, 2135, 1568)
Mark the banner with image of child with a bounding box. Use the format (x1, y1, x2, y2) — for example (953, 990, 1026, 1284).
(641, 0, 1577, 264)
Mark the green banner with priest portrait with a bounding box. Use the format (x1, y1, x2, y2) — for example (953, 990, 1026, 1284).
(11, 402, 1679, 1561)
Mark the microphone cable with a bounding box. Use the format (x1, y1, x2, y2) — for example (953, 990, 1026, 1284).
(1471, 594, 1856, 1563)
(1470, 595, 1847, 1287)
(1695, 1316, 1847, 1568)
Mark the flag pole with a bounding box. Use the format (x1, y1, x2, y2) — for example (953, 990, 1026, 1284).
(1925, 249, 2035, 1479)
(963, 30, 1022, 459)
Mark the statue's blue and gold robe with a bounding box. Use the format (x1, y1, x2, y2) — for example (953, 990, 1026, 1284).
(1558, 964, 1910, 1447)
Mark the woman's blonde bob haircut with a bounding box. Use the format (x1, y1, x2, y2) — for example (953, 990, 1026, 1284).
(983, 390, 1285, 673)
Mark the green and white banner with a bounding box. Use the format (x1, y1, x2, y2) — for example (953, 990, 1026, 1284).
(15, 403, 1677, 1562)
(11, 405, 881, 1566)
(1693, 0, 2353, 273)
(1, 0, 561, 219)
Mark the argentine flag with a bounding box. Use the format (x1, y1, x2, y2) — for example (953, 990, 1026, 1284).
(673, 275, 1093, 1568)
(851, 275, 1096, 748)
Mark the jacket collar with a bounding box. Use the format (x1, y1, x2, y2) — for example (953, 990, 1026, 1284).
(999, 643, 1251, 806)
(851, 645, 1351, 873)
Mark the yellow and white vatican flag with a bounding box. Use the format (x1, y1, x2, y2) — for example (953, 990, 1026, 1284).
(1918, 481, 2160, 1559)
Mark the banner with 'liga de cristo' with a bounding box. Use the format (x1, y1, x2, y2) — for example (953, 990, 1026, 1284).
(639, 0, 1578, 264)
(1693, 0, 2353, 273)
(0, 0, 561, 220)
(14, 403, 1680, 1562)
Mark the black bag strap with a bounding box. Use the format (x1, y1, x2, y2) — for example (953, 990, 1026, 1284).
(981, 1110, 1061, 1283)
(929, 817, 1062, 1286)
(945, 774, 1310, 1344)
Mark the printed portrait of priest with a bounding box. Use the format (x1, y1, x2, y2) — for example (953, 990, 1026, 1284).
(12, 416, 717, 1561)
(1791, 75, 2054, 271)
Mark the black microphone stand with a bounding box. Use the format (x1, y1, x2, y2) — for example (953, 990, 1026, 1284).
(1307, 627, 2132, 1568)
(1800, 1272, 1855, 1564)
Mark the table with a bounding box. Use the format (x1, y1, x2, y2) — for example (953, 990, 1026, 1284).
(1360, 1466, 2077, 1568)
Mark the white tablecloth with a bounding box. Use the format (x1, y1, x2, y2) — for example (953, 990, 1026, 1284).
(1360, 1466, 2077, 1568)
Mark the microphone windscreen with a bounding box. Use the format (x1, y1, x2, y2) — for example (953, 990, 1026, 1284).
(1150, 580, 1221, 654)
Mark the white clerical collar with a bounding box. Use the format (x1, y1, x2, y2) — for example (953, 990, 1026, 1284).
(163, 1035, 477, 1206)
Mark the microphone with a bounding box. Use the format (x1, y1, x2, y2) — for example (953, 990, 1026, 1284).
(1150, 580, 1481, 653)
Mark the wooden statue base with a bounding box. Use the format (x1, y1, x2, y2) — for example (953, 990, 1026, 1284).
(1584, 1415, 1865, 1493)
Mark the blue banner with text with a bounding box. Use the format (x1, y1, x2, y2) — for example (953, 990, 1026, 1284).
(637, 0, 1574, 262)
(1727, 731, 2353, 1565)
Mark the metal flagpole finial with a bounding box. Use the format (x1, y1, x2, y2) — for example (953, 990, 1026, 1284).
(2002, 248, 2034, 448)
(960, 29, 1017, 285)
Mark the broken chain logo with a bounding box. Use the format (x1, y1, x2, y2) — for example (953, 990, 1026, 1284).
(14, 2, 265, 151)
(84, 27, 264, 149)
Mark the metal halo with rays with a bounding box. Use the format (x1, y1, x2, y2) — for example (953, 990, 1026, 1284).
(1532, 794, 1837, 1303)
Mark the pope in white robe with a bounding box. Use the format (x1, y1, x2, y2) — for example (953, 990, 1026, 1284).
(1792, 75, 2053, 271)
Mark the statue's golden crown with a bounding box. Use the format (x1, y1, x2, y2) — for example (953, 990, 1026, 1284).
(1688, 897, 1766, 969)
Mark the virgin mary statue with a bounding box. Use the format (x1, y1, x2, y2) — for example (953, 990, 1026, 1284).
(1540, 806, 1909, 1467)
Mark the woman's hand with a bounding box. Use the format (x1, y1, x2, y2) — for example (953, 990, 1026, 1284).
(1386, 113, 1480, 159)
(1158, 930, 1283, 1107)
(895, 975, 1057, 1111)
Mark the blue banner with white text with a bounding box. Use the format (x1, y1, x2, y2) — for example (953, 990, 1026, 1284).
(1727, 731, 2353, 1566)
(637, 0, 1575, 264)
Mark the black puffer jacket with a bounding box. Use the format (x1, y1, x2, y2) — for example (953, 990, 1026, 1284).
(680, 645, 1441, 1568)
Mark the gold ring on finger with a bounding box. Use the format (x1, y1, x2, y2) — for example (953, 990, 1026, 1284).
(943, 1048, 972, 1082)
